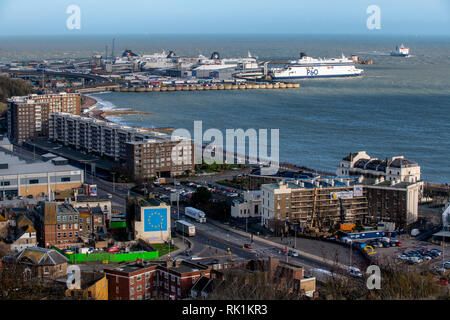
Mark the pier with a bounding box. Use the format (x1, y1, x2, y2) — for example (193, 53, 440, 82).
(111, 82, 300, 93)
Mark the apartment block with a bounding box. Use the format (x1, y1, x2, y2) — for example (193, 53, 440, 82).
(7, 93, 81, 144)
(363, 178, 424, 229)
(261, 177, 368, 233)
(49, 112, 194, 179)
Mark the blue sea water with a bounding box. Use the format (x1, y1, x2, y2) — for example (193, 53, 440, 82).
(2, 34, 449, 183)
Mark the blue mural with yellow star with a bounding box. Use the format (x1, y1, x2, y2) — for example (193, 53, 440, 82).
(144, 208, 168, 232)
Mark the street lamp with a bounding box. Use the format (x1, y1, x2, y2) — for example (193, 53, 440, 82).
(112, 172, 116, 193)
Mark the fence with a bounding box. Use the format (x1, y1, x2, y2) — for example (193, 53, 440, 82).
(52, 246, 159, 264)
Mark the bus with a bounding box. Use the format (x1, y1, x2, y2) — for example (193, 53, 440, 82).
(176, 220, 196, 237)
(184, 207, 206, 223)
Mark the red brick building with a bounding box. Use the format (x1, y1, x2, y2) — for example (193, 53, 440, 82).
(35, 202, 81, 249)
(104, 260, 210, 300)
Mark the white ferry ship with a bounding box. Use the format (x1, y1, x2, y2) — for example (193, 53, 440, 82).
(269, 53, 364, 80)
(192, 51, 259, 71)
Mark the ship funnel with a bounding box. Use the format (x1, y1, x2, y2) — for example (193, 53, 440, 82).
(211, 52, 220, 60)
(167, 51, 176, 58)
(300, 52, 307, 58)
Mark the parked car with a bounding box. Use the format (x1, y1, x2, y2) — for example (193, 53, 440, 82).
(430, 265, 446, 275)
(288, 250, 299, 257)
(409, 256, 423, 264)
(444, 261, 450, 269)
(431, 249, 442, 256)
(190, 256, 202, 261)
(243, 243, 253, 249)
(435, 277, 449, 286)
(63, 249, 74, 255)
(391, 240, 402, 247)
(348, 266, 363, 277)
(381, 241, 390, 248)
(184, 249, 192, 256)
(26, 195, 33, 199)
(422, 255, 432, 261)
(108, 246, 119, 253)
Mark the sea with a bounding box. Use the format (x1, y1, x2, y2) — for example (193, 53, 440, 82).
(1, 34, 449, 183)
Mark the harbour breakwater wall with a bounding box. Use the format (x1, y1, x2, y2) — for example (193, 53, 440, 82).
(113, 82, 300, 93)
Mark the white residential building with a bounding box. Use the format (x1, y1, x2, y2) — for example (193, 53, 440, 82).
(231, 190, 262, 219)
(337, 151, 421, 183)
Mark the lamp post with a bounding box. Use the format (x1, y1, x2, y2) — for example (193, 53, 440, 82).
(112, 172, 116, 193)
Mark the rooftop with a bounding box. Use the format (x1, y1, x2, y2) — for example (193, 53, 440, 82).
(0, 149, 81, 176)
(12, 246, 68, 266)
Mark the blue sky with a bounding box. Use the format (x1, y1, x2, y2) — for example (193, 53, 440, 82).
(0, 0, 449, 35)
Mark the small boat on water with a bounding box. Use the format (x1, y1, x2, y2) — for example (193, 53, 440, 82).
(390, 44, 410, 57)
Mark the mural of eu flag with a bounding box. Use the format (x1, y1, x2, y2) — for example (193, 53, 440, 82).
(144, 208, 168, 232)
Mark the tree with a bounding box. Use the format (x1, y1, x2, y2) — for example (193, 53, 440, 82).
(190, 187, 212, 206)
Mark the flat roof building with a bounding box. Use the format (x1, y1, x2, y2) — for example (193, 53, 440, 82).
(0, 149, 84, 198)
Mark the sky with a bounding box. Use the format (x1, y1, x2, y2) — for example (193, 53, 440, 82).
(0, 0, 449, 36)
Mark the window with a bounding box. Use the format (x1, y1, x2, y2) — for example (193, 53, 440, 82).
(57, 224, 61, 230)
(61, 177, 71, 182)
(130, 288, 134, 295)
(62, 216, 67, 221)
(69, 215, 73, 221)
(74, 215, 78, 221)
(44, 267, 49, 274)
(57, 233, 61, 238)
(145, 293, 150, 299)
(130, 277, 134, 284)
(136, 275, 142, 281)
(57, 216, 61, 222)
(146, 282, 150, 289)
(177, 288, 181, 296)
(29, 179, 39, 184)
(145, 272, 150, 279)
(63, 233, 67, 238)
(137, 285, 142, 292)
(69, 232, 72, 238)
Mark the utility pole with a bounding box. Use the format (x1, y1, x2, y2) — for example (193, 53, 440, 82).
(112, 172, 116, 193)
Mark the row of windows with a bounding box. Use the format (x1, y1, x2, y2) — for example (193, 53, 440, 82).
(57, 215, 79, 222)
(57, 231, 78, 238)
